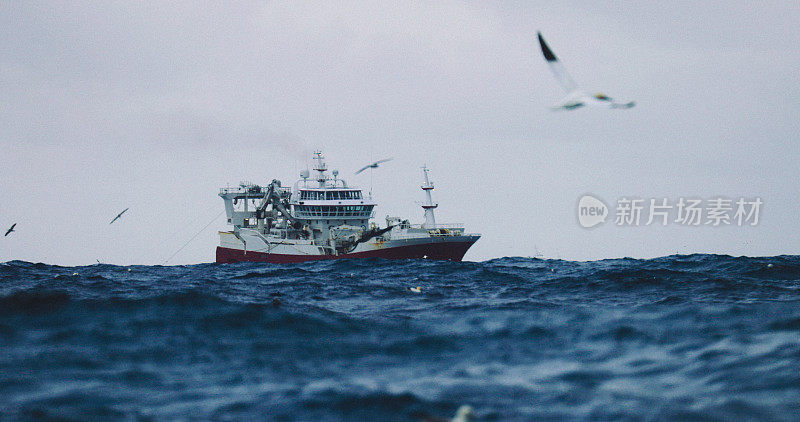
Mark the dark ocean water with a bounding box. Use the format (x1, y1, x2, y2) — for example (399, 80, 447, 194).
(1, 255, 800, 421)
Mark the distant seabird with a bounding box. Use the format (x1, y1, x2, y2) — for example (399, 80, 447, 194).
(537, 32, 635, 110)
(355, 158, 393, 174)
(4, 223, 16, 237)
(109, 208, 130, 224)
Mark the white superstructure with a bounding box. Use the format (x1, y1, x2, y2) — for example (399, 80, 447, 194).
(216, 151, 480, 263)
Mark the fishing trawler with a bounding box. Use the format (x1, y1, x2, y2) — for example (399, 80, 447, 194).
(216, 151, 480, 263)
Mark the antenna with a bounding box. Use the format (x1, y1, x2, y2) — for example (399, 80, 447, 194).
(312, 150, 327, 187)
(369, 165, 374, 198)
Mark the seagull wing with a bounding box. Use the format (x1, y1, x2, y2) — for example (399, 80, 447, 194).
(609, 99, 636, 109)
(538, 32, 635, 110)
(375, 158, 393, 165)
(355, 164, 371, 174)
(584, 94, 636, 109)
(109, 208, 129, 224)
(550, 91, 589, 110)
(4, 223, 15, 236)
(538, 32, 581, 95)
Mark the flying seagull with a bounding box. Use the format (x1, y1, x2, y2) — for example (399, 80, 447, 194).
(355, 158, 392, 174)
(109, 208, 129, 225)
(537, 32, 635, 110)
(4, 223, 16, 237)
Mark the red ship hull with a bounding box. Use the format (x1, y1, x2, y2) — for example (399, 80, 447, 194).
(216, 241, 476, 264)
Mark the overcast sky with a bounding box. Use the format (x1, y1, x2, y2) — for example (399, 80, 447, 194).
(1, 2, 799, 265)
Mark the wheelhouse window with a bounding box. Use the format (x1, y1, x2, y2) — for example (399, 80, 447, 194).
(301, 190, 361, 200)
(300, 190, 326, 200)
(295, 204, 374, 218)
(321, 190, 363, 200)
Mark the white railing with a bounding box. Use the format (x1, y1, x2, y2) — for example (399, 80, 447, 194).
(406, 223, 464, 229)
(387, 224, 467, 239)
(220, 186, 291, 195)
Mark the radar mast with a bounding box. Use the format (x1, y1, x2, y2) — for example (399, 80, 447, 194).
(421, 165, 438, 229)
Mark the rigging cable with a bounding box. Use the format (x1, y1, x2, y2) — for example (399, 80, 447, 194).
(162, 210, 225, 265)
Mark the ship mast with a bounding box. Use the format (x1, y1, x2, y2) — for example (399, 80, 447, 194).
(421, 165, 438, 229)
(313, 150, 327, 188)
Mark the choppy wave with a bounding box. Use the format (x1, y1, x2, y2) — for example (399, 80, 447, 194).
(1, 255, 799, 420)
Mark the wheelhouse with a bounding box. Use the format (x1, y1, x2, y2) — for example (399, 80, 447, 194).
(298, 189, 363, 201)
(294, 204, 374, 219)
